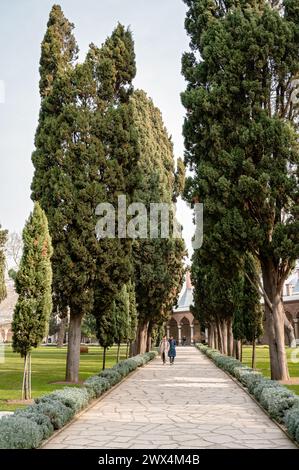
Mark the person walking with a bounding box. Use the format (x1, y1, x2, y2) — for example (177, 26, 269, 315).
(168, 336, 176, 365)
(159, 335, 170, 364)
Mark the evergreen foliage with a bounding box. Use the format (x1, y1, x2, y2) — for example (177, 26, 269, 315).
(182, 0, 299, 379)
(130, 90, 186, 352)
(12, 202, 53, 398)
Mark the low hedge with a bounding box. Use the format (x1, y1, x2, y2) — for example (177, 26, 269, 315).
(196, 343, 299, 443)
(0, 416, 43, 449)
(15, 406, 54, 439)
(84, 376, 110, 399)
(0, 350, 158, 449)
(284, 406, 299, 441)
(36, 387, 90, 414)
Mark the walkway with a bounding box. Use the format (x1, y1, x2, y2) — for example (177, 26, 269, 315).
(43, 347, 296, 449)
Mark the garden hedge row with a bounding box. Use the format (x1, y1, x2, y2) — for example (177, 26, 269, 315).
(196, 343, 299, 444)
(0, 350, 157, 449)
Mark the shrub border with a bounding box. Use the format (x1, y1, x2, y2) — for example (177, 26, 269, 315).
(0, 351, 158, 449)
(196, 343, 299, 447)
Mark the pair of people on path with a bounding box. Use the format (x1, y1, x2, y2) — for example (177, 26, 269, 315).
(159, 335, 176, 365)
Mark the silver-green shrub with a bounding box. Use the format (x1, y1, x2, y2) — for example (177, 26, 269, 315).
(99, 369, 122, 386)
(258, 386, 299, 422)
(14, 406, 54, 439)
(0, 416, 43, 449)
(33, 400, 74, 429)
(84, 376, 111, 398)
(284, 405, 299, 441)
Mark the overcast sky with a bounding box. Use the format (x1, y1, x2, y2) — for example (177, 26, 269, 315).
(0, 0, 194, 259)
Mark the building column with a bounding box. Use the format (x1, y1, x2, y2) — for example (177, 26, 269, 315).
(294, 319, 299, 340)
(190, 324, 194, 344)
(178, 325, 182, 345)
(166, 325, 170, 339)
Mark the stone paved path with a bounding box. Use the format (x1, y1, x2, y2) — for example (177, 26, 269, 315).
(43, 347, 296, 449)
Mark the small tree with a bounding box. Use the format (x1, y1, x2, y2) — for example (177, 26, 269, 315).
(96, 303, 117, 370)
(233, 255, 264, 368)
(114, 285, 130, 363)
(12, 203, 53, 399)
(0, 225, 8, 303)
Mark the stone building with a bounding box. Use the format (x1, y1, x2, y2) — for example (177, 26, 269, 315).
(282, 267, 299, 342)
(0, 277, 17, 343)
(167, 271, 204, 345)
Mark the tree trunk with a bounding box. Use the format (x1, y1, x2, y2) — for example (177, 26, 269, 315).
(252, 339, 256, 369)
(65, 314, 82, 382)
(261, 260, 290, 380)
(284, 314, 296, 348)
(102, 346, 107, 370)
(222, 320, 228, 355)
(208, 324, 214, 348)
(22, 352, 31, 400)
(57, 316, 67, 348)
(117, 343, 121, 363)
(22, 355, 28, 401)
(214, 324, 219, 350)
(132, 321, 149, 355)
(216, 320, 223, 353)
(146, 325, 152, 352)
(234, 340, 241, 360)
(227, 318, 233, 356)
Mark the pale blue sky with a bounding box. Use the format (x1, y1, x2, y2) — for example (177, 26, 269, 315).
(0, 0, 194, 257)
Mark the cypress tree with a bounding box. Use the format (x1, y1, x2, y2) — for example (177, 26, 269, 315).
(90, 24, 139, 351)
(0, 225, 8, 304)
(182, 0, 299, 379)
(31, 5, 80, 381)
(130, 90, 186, 353)
(32, 10, 137, 382)
(12, 202, 53, 399)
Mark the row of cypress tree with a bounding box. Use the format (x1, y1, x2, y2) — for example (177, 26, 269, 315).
(182, 0, 299, 380)
(7, 5, 185, 385)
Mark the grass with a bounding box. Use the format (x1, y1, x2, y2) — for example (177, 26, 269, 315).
(0, 344, 127, 411)
(242, 345, 299, 396)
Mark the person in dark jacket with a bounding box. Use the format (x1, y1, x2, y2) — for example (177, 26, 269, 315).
(168, 336, 176, 365)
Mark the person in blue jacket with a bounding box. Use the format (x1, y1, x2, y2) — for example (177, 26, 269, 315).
(168, 336, 176, 365)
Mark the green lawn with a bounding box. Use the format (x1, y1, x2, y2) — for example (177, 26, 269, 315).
(0, 344, 127, 411)
(242, 345, 299, 396)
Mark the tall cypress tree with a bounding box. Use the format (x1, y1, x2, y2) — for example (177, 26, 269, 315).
(90, 24, 139, 348)
(31, 10, 137, 382)
(31, 5, 80, 381)
(182, 0, 299, 379)
(0, 225, 8, 304)
(130, 90, 186, 354)
(12, 202, 53, 399)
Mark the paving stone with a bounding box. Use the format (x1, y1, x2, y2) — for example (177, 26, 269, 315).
(42, 347, 296, 449)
